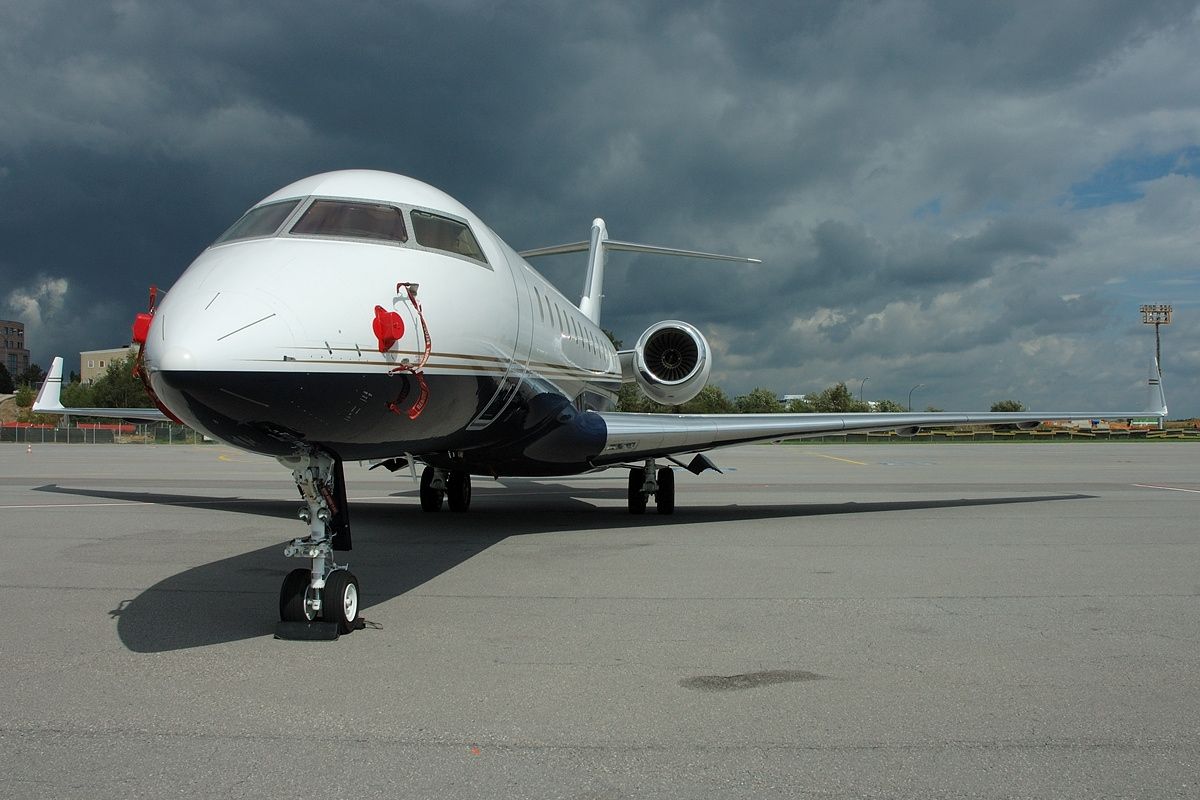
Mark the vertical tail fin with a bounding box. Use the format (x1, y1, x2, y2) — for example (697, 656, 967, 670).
(1147, 358, 1167, 417)
(579, 218, 607, 325)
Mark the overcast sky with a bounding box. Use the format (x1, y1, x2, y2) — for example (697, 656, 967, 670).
(3, 0, 1198, 416)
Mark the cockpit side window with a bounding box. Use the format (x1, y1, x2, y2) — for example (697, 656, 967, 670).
(290, 200, 408, 243)
(212, 199, 302, 245)
(410, 210, 488, 264)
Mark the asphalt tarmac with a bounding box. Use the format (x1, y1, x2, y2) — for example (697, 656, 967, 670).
(0, 441, 1196, 799)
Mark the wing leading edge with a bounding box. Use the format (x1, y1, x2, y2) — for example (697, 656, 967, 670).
(594, 361, 1168, 465)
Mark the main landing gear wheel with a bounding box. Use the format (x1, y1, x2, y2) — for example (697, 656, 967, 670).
(322, 569, 360, 634)
(656, 466, 675, 515)
(447, 470, 472, 512)
(420, 465, 444, 512)
(627, 467, 648, 514)
(280, 567, 318, 622)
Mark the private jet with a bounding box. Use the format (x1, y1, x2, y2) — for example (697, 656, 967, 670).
(35, 169, 1167, 637)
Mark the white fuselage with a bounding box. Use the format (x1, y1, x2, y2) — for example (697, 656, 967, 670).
(144, 170, 621, 472)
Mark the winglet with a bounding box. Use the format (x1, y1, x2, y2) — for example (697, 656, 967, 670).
(33, 356, 66, 414)
(1147, 358, 1168, 417)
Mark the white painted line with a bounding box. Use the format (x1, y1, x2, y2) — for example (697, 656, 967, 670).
(0, 501, 155, 510)
(1133, 483, 1200, 494)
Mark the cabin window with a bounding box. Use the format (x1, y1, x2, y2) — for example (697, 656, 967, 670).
(213, 199, 302, 244)
(290, 200, 408, 243)
(411, 210, 487, 264)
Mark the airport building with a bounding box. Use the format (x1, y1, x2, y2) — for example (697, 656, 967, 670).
(81, 345, 139, 384)
(1, 319, 31, 378)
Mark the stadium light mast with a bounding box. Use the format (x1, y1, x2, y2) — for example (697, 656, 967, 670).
(1139, 304, 1172, 377)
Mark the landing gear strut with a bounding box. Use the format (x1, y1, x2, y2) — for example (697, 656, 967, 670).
(627, 459, 675, 515)
(276, 451, 360, 638)
(420, 465, 472, 512)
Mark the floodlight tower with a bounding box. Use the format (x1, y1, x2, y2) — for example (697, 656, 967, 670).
(1139, 304, 1172, 377)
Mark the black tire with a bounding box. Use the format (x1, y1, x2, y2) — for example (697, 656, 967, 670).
(656, 466, 675, 515)
(322, 570, 360, 635)
(447, 471, 472, 512)
(627, 467, 647, 514)
(280, 568, 316, 622)
(420, 466, 443, 512)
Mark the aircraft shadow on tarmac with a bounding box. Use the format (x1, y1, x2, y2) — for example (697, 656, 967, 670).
(34, 483, 1092, 653)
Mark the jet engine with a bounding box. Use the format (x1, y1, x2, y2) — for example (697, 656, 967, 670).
(627, 320, 711, 406)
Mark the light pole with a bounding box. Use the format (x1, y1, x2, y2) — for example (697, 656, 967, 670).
(908, 383, 925, 412)
(858, 377, 869, 403)
(1140, 304, 1172, 376)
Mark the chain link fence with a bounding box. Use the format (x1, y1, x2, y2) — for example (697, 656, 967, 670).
(1, 424, 210, 445)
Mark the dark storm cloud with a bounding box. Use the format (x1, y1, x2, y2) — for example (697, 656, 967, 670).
(2, 0, 1198, 412)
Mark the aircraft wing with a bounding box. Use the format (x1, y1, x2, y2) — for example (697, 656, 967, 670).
(593, 366, 1167, 466)
(32, 357, 171, 422)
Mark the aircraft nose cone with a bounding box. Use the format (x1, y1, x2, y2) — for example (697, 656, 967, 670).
(157, 346, 195, 373)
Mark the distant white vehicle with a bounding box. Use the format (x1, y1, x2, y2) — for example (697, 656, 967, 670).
(35, 170, 1167, 637)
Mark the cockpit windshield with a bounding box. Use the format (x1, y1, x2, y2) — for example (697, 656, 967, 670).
(411, 210, 487, 263)
(212, 199, 301, 245)
(290, 200, 408, 243)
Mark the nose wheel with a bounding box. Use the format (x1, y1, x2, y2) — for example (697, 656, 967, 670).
(276, 451, 362, 640)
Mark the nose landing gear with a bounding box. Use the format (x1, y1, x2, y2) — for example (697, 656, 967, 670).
(276, 451, 361, 639)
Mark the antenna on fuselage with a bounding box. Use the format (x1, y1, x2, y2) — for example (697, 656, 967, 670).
(519, 221, 761, 326)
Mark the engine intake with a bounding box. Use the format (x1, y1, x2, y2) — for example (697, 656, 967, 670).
(628, 320, 711, 405)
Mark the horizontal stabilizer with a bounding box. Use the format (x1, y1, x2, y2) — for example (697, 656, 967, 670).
(519, 239, 760, 264)
(520, 219, 761, 326)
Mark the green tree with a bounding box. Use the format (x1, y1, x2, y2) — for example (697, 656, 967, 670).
(17, 363, 45, 388)
(89, 355, 152, 408)
(0, 363, 13, 394)
(786, 396, 814, 413)
(14, 385, 34, 408)
(805, 382, 869, 412)
(874, 399, 906, 413)
(61, 379, 95, 408)
(677, 384, 736, 414)
(602, 329, 623, 349)
(990, 399, 1025, 412)
(735, 387, 784, 413)
(617, 382, 670, 413)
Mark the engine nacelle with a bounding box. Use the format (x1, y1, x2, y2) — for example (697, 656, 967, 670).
(628, 320, 711, 406)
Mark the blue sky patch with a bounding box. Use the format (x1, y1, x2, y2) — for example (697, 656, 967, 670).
(914, 196, 942, 219)
(1069, 146, 1200, 209)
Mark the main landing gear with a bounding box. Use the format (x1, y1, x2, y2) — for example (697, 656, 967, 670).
(276, 451, 361, 639)
(627, 459, 675, 515)
(419, 465, 472, 512)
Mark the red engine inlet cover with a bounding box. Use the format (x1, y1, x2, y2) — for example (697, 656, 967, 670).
(132, 312, 153, 345)
(372, 306, 405, 352)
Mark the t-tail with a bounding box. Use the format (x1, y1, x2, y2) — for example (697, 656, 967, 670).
(520, 221, 761, 325)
